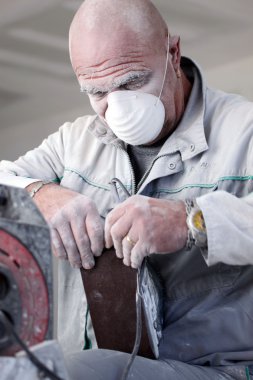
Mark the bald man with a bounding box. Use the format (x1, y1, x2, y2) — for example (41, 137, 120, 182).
(1, 0, 253, 379)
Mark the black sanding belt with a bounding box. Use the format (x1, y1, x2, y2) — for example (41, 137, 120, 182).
(80, 248, 154, 359)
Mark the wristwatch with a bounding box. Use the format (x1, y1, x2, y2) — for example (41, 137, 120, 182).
(185, 200, 207, 249)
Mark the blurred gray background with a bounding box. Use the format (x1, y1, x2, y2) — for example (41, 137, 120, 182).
(1, 0, 253, 161)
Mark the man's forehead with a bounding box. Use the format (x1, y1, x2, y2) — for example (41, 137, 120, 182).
(70, 16, 163, 68)
(75, 52, 150, 75)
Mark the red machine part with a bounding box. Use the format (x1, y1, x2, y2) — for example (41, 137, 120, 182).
(0, 229, 49, 355)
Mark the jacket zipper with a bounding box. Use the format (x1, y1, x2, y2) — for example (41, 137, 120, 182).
(137, 154, 169, 192)
(118, 146, 137, 195)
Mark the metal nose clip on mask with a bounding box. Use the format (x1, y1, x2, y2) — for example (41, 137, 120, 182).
(105, 45, 170, 146)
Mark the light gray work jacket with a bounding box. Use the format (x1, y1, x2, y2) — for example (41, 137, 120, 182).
(1, 58, 253, 371)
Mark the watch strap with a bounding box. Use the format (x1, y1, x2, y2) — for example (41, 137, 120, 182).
(185, 199, 207, 250)
(185, 199, 195, 250)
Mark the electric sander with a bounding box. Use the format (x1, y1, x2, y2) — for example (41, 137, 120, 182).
(0, 184, 68, 380)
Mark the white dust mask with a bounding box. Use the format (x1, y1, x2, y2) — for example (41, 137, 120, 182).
(104, 42, 169, 146)
(105, 91, 165, 145)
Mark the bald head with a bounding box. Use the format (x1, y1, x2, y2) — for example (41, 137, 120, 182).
(70, 0, 167, 41)
(69, 0, 168, 64)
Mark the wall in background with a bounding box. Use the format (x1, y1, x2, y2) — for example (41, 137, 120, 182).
(0, 0, 252, 160)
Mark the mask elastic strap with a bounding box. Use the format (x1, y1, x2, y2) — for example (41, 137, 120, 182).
(155, 32, 170, 105)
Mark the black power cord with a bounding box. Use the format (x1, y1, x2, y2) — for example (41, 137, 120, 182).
(120, 268, 143, 380)
(0, 310, 64, 380)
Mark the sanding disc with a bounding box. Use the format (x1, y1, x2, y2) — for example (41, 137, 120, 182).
(0, 229, 49, 355)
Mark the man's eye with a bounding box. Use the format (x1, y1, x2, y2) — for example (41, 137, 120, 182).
(124, 81, 144, 91)
(93, 91, 106, 98)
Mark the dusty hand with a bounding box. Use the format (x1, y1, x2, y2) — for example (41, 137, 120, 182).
(30, 183, 104, 269)
(105, 195, 187, 268)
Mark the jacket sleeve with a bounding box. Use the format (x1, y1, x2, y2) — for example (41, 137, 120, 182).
(197, 191, 253, 266)
(196, 94, 253, 267)
(0, 122, 70, 188)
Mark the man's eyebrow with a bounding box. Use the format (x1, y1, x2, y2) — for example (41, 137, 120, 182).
(80, 84, 108, 95)
(112, 70, 152, 88)
(80, 70, 152, 95)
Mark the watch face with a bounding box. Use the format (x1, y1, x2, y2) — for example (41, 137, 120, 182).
(193, 210, 206, 232)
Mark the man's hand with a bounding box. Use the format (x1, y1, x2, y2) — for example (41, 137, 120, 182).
(28, 183, 104, 269)
(105, 195, 188, 268)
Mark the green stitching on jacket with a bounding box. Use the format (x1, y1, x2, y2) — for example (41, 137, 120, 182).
(64, 168, 111, 191)
(24, 175, 61, 183)
(64, 167, 132, 192)
(153, 175, 253, 195)
(62, 170, 253, 195)
(51, 177, 62, 183)
(220, 175, 253, 181)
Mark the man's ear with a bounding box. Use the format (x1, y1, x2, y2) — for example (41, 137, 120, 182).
(169, 35, 181, 72)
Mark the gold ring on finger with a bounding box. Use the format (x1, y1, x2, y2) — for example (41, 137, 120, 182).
(126, 235, 136, 247)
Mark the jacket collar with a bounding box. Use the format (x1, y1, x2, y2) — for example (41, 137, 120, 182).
(159, 57, 208, 161)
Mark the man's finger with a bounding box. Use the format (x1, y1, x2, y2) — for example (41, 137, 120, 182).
(71, 218, 95, 270)
(57, 222, 82, 269)
(104, 206, 126, 248)
(122, 235, 134, 266)
(51, 228, 67, 260)
(130, 241, 149, 269)
(106, 214, 132, 257)
(86, 213, 104, 257)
